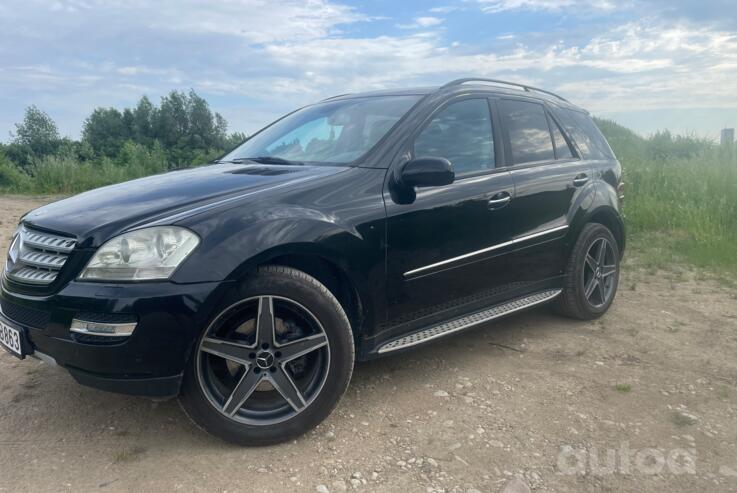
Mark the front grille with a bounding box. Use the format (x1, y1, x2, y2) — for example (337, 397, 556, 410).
(4, 226, 76, 286)
(0, 298, 51, 329)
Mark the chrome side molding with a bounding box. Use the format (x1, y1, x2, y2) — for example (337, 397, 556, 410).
(404, 225, 569, 278)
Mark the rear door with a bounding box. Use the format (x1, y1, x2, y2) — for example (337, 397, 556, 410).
(497, 97, 593, 282)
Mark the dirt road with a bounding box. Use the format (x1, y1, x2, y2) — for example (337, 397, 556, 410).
(2, 195, 737, 492)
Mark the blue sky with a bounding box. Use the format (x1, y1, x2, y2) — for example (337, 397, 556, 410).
(1, 0, 736, 141)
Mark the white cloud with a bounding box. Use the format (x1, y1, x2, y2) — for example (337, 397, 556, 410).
(397, 16, 445, 30)
(475, 0, 617, 13)
(116, 66, 179, 77)
(429, 6, 459, 13)
(256, 18, 737, 114)
(6, 0, 367, 44)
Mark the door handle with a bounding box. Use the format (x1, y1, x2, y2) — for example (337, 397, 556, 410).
(573, 174, 589, 187)
(488, 192, 512, 210)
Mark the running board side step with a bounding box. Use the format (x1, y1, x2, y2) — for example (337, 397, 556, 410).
(377, 289, 561, 354)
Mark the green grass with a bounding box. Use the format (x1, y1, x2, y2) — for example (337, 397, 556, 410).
(632, 170, 736, 273)
(623, 153, 737, 274)
(614, 383, 632, 393)
(598, 118, 737, 276)
(112, 445, 147, 463)
(25, 157, 162, 195)
(0, 141, 197, 195)
(717, 386, 730, 400)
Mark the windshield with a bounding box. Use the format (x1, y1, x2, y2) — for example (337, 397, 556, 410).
(221, 95, 421, 165)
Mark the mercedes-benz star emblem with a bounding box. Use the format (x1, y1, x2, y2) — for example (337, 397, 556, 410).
(256, 351, 275, 369)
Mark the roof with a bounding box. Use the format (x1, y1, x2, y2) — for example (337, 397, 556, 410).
(322, 87, 436, 100)
(323, 78, 582, 111)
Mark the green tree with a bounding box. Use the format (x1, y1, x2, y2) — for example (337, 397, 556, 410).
(78, 89, 234, 166)
(131, 96, 155, 146)
(82, 107, 131, 158)
(150, 89, 229, 166)
(13, 105, 61, 155)
(9, 105, 61, 169)
(224, 131, 248, 152)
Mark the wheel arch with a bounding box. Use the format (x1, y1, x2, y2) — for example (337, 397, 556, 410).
(223, 243, 373, 346)
(587, 207, 625, 256)
(265, 251, 366, 341)
(572, 205, 625, 257)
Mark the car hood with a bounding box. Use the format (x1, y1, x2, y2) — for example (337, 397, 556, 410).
(22, 163, 347, 247)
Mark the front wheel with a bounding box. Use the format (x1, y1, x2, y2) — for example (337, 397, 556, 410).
(179, 266, 354, 446)
(556, 223, 620, 320)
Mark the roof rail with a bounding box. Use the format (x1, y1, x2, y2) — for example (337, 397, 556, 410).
(440, 78, 570, 103)
(321, 93, 352, 102)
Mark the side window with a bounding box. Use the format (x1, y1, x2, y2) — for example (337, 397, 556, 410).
(552, 107, 615, 160)
(549, 117, 574, 159)
(499, 99, 555, 165)
(414, 99, 494, 175)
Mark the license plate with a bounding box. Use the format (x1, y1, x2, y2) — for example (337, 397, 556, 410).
(0, 319, 23, 358)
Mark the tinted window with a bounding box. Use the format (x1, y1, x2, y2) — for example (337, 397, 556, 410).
(550, 117, 574, 159)
(414, 99, 494, 175)
(552, 108, 615, 160)
(222, 95, 420, 165)
(500, 100, 555, 165)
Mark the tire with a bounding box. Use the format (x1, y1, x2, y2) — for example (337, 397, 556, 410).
(179, 265, 354, 446)
(556, 223, 620, 320)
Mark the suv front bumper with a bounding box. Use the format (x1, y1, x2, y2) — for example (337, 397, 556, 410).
(0, 279, 233, 397)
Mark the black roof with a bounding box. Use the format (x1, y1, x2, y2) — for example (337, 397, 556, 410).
(322, 87, 436, 100)
(324, 78, 582, 111)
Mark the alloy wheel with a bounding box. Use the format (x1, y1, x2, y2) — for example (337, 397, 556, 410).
(195, 295, 330, 425)
(581, 237, 618, 308)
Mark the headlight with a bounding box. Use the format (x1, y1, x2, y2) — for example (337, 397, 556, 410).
(79, 226, 200, 281)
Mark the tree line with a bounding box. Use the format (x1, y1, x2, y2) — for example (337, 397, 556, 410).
(0, 90, 246, 193)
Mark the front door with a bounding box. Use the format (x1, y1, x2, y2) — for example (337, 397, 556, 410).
(382, 97, 517, 339)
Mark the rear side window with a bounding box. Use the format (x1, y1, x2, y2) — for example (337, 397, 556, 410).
(549, 117, 574, 160)
(553, 107, 615, 160)
(413, 99, 494, 175)
(499, 99, 555, 165)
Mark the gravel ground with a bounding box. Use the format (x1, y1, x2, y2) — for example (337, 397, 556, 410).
(2, 195, 737, 493)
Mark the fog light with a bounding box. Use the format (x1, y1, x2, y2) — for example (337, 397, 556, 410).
(70, 319, 137, 337)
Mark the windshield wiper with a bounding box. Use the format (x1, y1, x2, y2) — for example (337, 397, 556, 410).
(218, 156, 304, 166)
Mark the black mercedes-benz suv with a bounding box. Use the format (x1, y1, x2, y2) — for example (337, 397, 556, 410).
(1, 79, 624, 445)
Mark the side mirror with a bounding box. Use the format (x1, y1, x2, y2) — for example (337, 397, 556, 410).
(400, 157, 454, 188)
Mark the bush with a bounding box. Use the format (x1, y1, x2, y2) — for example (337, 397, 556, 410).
(0, 152, 32, 192)
(116, 140, 169, 173)
(28, 151, 176, 195)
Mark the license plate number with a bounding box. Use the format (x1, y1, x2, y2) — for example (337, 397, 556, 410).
(0, 320, 22, 357)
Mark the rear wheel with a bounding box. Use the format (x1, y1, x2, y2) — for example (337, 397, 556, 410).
(179, 266, 354, 445)
(556, 223, 620, 320)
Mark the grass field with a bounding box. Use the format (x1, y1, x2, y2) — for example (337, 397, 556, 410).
(597, 119, 737, 277)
